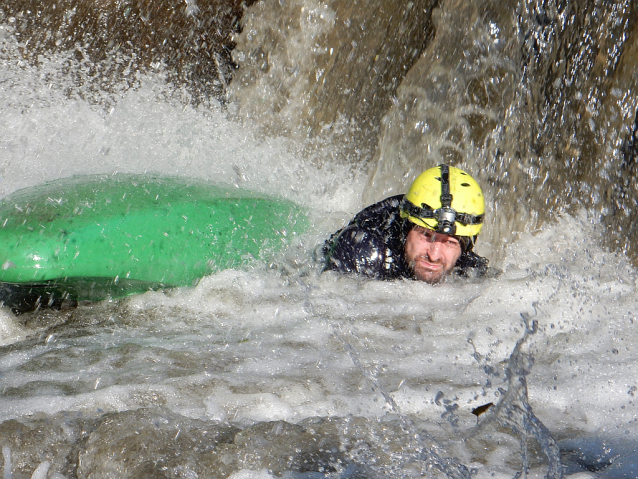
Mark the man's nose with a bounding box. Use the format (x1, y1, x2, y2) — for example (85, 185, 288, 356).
(427, 241, 442, 259)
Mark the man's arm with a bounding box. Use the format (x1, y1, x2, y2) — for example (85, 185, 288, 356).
(323, 224, 395, 278)
(323, 195, 407, 280)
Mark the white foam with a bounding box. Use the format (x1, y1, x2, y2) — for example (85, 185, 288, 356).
(1, 22, 638, 477)
(0, 310, 28, 346)
(29, 461, 50, 479)
(228, 470, 276, 479)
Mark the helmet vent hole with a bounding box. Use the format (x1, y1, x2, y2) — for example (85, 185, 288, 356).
(461, 182, 471, 187)
(435, 177, 442, 181)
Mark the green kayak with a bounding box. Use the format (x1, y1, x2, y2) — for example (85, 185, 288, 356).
(0, 174, 308, 312)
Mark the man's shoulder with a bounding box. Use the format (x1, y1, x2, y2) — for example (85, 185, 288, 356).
(322, 195, 409, 279)
(356, 195, 404, 215)
(351, 195, 404, 227)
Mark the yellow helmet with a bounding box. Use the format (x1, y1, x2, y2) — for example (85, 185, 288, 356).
(400, 165, 484, 237)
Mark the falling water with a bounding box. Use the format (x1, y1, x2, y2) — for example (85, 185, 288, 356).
(1, 0, 638, 478)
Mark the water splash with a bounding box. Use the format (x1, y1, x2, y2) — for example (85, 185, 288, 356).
(470, 313, 563, 479)
(334, 323, 472, 479)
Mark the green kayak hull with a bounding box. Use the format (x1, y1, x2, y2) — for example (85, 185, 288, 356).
(0, 174, 307, 308)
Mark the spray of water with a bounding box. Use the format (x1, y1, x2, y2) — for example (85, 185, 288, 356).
(468, 313, 563, 479)
(1, 1, 638, 478)
(334, 322, 472, 479)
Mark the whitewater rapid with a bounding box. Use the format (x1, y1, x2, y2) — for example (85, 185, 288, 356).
(1, 20, 638, 479)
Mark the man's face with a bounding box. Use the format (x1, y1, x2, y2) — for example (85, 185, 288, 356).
(404, 225, 462, 283)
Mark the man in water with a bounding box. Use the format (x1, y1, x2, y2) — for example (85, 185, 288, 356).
(323, 164, 488, 283)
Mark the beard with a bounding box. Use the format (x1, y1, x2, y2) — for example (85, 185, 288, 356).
(409, 255, 450, 284)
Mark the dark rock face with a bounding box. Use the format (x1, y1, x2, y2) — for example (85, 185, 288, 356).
(230, 0, 438, 163)
(0, 0, 257, 103)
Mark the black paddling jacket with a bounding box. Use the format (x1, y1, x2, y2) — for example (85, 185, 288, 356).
(323, 195, 488, 280)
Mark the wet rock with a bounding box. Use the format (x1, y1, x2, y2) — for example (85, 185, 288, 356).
(77, 408, 239, 479)
(205, 415, 454, 478)
(231, 0, 437, 164)
(0, 412, 95, 479)
(0, 410, 468, 478)
(0, 0, 255, 103)
(206, 419, 346, 477)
